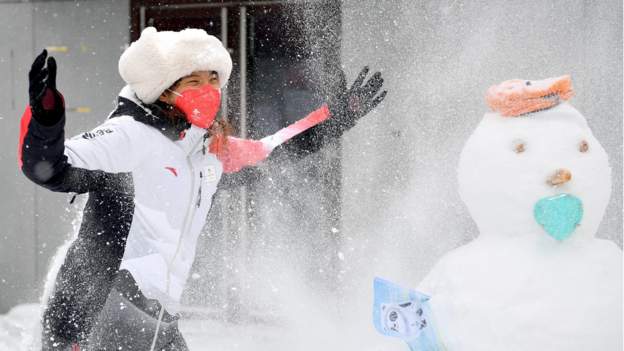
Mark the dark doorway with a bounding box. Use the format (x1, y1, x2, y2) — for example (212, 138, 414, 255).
(130, 1, 341, 139)
(129, 0, 343, 322)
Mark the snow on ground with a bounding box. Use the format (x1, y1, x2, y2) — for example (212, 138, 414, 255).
(0, 303, 406, 351)
(0, 304, 40, 350)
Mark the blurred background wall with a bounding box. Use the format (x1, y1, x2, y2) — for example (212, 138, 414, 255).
(0, 0, 130, 313)
(0, 4, 621, 349)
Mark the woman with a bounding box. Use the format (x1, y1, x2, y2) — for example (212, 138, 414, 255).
(20, 27, 386, 350)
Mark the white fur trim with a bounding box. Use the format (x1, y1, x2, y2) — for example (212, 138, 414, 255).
(118, 27, 232, 104)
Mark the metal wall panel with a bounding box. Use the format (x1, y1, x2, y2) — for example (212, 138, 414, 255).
(0, 2, 37, 314)
(0, 0, 129, 313)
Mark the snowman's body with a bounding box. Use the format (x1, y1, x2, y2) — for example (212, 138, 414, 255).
(418, 96, 622, 350)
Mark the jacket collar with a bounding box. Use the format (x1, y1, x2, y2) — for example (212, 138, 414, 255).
(109, 85, 193, 143)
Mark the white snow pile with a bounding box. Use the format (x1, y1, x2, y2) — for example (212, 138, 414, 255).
(0, 303, 40, 350)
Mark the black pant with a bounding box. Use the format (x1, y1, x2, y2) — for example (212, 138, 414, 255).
(42, 269, 188, 350)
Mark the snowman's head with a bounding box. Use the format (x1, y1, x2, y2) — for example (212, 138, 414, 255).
(458, 78, 611, 241)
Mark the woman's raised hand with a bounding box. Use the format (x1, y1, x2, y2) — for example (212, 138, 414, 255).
(325, 66, 387, 134)
(28, 49, 65, 125)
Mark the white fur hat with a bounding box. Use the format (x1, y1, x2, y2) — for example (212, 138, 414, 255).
(118, 27, 232, 104)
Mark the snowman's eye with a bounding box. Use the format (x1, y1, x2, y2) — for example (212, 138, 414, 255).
(579, 140, 589, 153)
(512, 140, 526, 153)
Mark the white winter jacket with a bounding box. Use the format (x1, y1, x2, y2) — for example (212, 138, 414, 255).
(75, 87, 224, 311)
(21, 85, 224, 315)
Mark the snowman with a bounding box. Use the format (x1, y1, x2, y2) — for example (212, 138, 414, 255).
(418, 76, 622, 351)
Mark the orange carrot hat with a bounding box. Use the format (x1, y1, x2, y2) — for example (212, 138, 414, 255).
(485, 75, 574, 117)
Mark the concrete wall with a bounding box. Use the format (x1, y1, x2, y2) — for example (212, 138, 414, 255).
(338, 0, 622, 322)
(0, 0, 129, 313)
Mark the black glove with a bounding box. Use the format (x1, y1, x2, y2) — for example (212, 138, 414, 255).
(28, 49, 65, 126)
(325, 66, 387, 136)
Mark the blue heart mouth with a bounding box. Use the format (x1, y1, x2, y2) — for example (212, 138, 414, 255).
(533, 194, 583, 241)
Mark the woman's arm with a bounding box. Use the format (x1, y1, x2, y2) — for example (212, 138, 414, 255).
(19, 50, 144, 193)
(216, 67, 386, 189)
(216, 66, 386, 173)
(269, 66, 387, 160)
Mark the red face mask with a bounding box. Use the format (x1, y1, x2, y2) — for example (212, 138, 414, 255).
(171, 84, 221, 129)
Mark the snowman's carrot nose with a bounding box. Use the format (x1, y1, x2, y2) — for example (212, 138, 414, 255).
(547, 169, 572, 186)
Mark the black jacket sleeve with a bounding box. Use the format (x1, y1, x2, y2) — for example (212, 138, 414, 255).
(19, 106, 110, 194)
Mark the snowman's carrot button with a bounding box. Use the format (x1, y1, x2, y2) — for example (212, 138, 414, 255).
(579, 140, 589, 153)
(512, 139, 526, 153)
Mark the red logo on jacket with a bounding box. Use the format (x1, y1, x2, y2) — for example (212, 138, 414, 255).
(164, 167, 178, 177)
